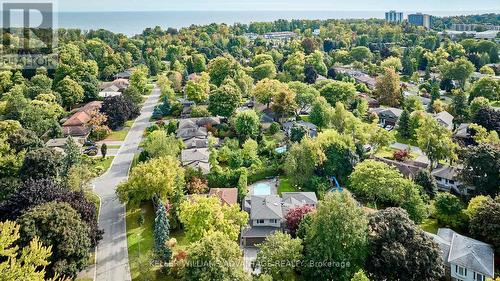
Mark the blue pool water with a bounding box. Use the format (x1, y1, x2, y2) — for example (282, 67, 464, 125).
(253, 183, 271, 196)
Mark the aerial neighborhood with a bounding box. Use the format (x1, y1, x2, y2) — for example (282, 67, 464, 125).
(0, 7, 499, 281)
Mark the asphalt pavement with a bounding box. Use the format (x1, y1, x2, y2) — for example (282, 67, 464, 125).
(93, 87, 161, 281)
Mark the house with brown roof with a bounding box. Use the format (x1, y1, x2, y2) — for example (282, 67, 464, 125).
(62, 101, 102, 137)
(209, 188, 238, 205)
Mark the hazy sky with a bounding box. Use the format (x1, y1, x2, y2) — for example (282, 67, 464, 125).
(58, 0, 500, 12)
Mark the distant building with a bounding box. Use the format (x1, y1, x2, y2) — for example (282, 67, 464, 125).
(451, 23, 500, 31)
(427, 228, 494, 281)
(385, 10, 403, 23)
(408, 13, 433, 29)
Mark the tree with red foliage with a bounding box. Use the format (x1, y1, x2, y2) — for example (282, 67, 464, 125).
(393, 149, 410, 162)
(284, 205, 315, 237)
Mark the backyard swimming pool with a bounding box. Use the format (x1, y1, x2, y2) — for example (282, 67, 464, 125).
(253, 182, 272, 195)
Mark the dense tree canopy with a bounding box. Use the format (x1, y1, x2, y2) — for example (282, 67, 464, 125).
(302, 192, 368, 280)
(366, 208, 444, 281)
(179, 195, 248, 242)
(18, 202, 91, 278)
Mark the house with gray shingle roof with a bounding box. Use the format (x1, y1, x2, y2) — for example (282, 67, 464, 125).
(181, 148, 210, 174)
(241, 193, 317, 247)
(369, 107, 403, 127)
(427, 228, 494, 281)
(434, 111, 455, 130)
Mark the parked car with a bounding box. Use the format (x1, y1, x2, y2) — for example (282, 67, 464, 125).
(83, 146, 98, 156)
(385, 125, 394, 131)
(84, 140, 96, 147)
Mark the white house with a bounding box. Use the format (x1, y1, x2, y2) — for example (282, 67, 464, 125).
(431, 165, 472, 195)
(428, 228, 494, 281)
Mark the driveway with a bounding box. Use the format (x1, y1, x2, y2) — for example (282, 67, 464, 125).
(243, 247, 259, 274)
(93, 87, 160, 281)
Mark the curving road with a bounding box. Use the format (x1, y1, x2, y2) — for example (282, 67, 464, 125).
(93, 87, 161, 281)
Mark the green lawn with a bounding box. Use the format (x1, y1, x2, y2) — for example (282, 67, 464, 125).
(105, 120, 134, 141)
(106, 144, 121, 149)
(92, 156, 114, 176)
(491, 100, 500, 108)
(126, 202, 186, 281)
(420, 218, 439, 234)
(278, 176, 298, 195)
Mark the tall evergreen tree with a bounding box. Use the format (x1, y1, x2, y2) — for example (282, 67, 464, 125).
(402, 49, 414, 76)
(450, 90, 469, 124)
(398, 109, 411, 139)
(154, 201, 172, 265)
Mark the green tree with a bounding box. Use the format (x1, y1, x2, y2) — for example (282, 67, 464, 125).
(154, 202, 172, 265)
(234, 110, 260, 140)
(191, 54, 207, 73)
(303, 192, 368, 280)
(397, 109, 411, 139)
(366, 208, 444, 281)
(319, 81, 357, 107)
(62, 137, 81, 178)
(416, 116, 457, 169)
(465, 195, 491, 219)
(101, 143, 107, 158)
(348, 160, 427, 223)
(0, 221, 58, 281)
(375, 67, 402, 107)
(309, 96, 333, 129)
(252, 62, 277, 81)
(288, 81, 320, 115)
(253, 78, 282, 108)
(433, 193, 466, 229)
(469, 97, 490, 118)
(19, 148, 63, 181)
(185, 80, 209, 103)
(350, 46, 372, 62)
(469, 77, 500, 102)
(380, 56, 402, 71)
(142, 130, 183, 159)
(272, 85, 297, 120)
(183, 232, 250, 281)
(469, 195, 500, 250)
(283, 51, 305, 81)
(414, 169, 438, 199)
(351, 270, 370, 281)
(254, 232, 303, 280)
(18, 202, 91, 278)
(117, 156, 185, 205)
(208, 84, 241, 117)
(130, 65, 149, 94)
(56, 76, 84, 109)
(459, 143, 499, 197)
(284, 138, 320, 187)
(179, 195, 248, 242)
(450, 90, 469, 123)
(403, 95, 424, 112)
(306, 50, 328, 76)
(208, 56, 238, 86)
(439, 58, 475, 88)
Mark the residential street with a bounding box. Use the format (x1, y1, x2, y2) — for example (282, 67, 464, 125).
(93, 87, 160, 281)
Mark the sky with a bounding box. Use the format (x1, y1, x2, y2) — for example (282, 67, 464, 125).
(58, 0, 500, 12)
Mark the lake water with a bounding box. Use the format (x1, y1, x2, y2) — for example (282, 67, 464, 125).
(56, 10, 498, 36)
